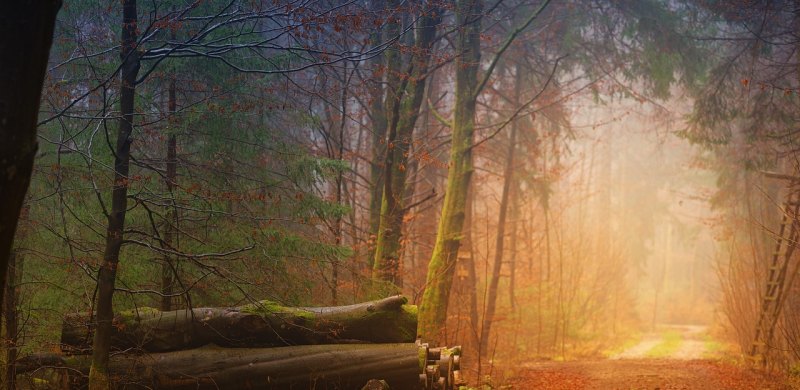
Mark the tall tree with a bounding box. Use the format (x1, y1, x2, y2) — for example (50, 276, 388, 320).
(0, 1, 61, 308)
(372, 1, 443, 285)
(368, 0, 390, 269)
(417, 0, 484, 345)
(161, 50, 179, 312)
(89, 0, 140, 387)
(481, 64, 524, 353)
(418, 0, 552, 345)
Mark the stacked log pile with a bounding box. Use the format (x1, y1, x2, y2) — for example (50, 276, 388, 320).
(417, 343, 463, 389)
(21, 296, 465, 389)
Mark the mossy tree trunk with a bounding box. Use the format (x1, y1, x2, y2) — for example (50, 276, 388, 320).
(89, 0, 139, 387)
(372, 4, 442, 286)
(63, 296, 417, 353)
(367, 0, 393, 270)
(417, 0, 483, 346)
(417, 0, 552, 346)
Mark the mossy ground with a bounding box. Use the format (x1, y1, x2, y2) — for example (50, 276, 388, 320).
(645, 330, 682, 358)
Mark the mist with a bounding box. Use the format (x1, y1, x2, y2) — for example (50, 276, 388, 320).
(4, 0, 800, 388)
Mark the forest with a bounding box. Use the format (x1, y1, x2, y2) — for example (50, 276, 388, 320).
(3, 0, 800, 389)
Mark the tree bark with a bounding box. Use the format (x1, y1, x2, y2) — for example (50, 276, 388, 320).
(89, 1, 140, 387)
(367, 0, 391, 270)
(24, 344, 423, 390)
(3, 250, 19, 390)
(161, 71, 178, 312)
(508, 188, 519, 310)
(417, 0, 483, 346)
(0, 0, 61, 310)
(480, 66, 522, 354)
(63, 296, 417, 353)
(372, 4, 442, 286)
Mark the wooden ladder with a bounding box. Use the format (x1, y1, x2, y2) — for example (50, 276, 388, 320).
(749, 181, 800, 365)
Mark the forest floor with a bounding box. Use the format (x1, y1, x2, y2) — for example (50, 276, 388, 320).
(508, 325, 798, 389)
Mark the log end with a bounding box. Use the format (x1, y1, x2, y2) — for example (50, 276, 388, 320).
(361, 379, 391, 389)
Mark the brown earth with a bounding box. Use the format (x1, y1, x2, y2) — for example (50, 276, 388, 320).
(508, 359, 795, 390)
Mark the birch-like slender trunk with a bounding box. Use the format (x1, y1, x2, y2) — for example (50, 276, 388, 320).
(89, 1, 139, 387)
(480, 66, 522, 354)
(161, 70, 178, 312)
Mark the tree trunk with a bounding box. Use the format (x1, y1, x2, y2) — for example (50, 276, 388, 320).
(367, 0, 391, 270)
(21, 343, 464, 389)
(508, 187, 519, 309)
(63, 295, 417, 353)
(331, 60, 351, 305)
(0, 0, 61, 309)
(3, 250, 20, 390)
(480, 66, 521, 354)
(456, 186, 482, 380)
(417, 0, 482, 346)
(25, 344, 423, 390)
(89, 1, 140, 387)
(373, 4, 442, 286)
(161, 72, 178, 312)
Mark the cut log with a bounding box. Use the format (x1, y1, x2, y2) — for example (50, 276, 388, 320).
(62, 295, 417, 353)
(362, 379, 391, 389)
(21, 344, 422, 389)
(19, 341, 464, 389)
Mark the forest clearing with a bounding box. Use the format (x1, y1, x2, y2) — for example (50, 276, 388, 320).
(4, 0, 800, 389)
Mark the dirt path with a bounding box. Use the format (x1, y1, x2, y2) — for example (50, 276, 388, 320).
(509, 325, 795, 389)
(509, 359, 793, 389)
(611, 324, 708, 360)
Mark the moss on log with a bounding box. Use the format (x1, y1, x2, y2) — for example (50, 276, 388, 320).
(62, 295, 417, 353)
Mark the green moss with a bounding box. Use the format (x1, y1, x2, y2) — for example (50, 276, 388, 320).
(240, 299, 285, 313)
(646, 330, 682, 358)
(115, 306, 162, 327)
(118, 306, 160, 317)
(239, 300, 315, 320)
(353, 306, 416, 342)
(602, 333, 642, 357)
(442, 345, 461, 357)
(402, 304, 418, 317)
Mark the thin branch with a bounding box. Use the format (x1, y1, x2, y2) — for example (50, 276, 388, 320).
(473, 0, 552, 100)
(471, 54, 565, 150)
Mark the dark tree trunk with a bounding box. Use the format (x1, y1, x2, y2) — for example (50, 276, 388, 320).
(89, 1, 140, 387)
(372, 3, 442, 285)
(3, 250, 20, 390)
(161, 73, 178, 312)
(0, 0, 61, 309)
(367, 0, 389, 271)
(63, 296, 417, 353)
